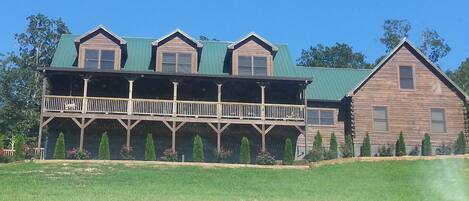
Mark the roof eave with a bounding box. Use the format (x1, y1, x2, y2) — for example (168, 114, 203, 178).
(228, 32, 278, 52)
(74, 25, 127, 45)
(151, 28, 203, 48)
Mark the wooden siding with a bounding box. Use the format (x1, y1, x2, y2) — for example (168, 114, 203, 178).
(155, 36, 198, 73)
(297, 107, 345, 148)
(232, 40, 273, 76)
(78, 33, 122, 70)
(352, 45, 466, 146)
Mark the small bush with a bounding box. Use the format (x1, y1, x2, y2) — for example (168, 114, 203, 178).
(0, 134, 5, 149)
(360, 133, 371, 157)
(377, 144, 393, 157)
(327, 133, 338, 160)
(67, 148, 91, 160)
(341, 134, 354, 158)
(454, 132, 466, 155)
(240, 137, 251, 164)
(0, 148, 13, 163)
(283, 138, 294, 165)
(192, 134, 204, 162)
(214, 147, 232, 163)
(436, 143, 452, 155)
(98, 132, 110, 160)
(145, 133, 156, 161)
(160, 148, 177, 162)
(421, 133, 432, 156)
(13, 135, 25, 160)
(53, 132, 66, 159)
(256, 151, 275, 165)
(395, 132, 406, 156)
(120, 145, 134, 160)
(409, 146, 420, 156)
(307, 131, 324, 162)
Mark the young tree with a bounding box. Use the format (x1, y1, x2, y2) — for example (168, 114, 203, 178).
(239, 137, 251, 164)
(0, 134, 5, 149)
(419, 28, 451, 64)
(297, 43, 371, 68)
(395, 132, 407, 156)
(53, 132, 65, 159)
(380, 19, 411, 52)
(145, 133, 156, 161)
(328, 133, 338, 159)
(310, 131, 324, 162)
(192, 134, 204, 162)
(283, 138, 293, 165)
(98, 132, 110, 160)
(360, 133, 371, 157)
(342, 134, 354, 158)
(454, 131, 466, 155)
(421, 133, 432, 156)
(13, 135, 25, 160)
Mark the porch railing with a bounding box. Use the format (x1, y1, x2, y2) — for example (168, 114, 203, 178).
(44, 95, 304, 121)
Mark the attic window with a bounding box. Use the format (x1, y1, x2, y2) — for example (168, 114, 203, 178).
(238, 56, 267, 76)
(84, 49, 115, 69)
(399, 66, 414, 89)
(162, 52, 192, 73)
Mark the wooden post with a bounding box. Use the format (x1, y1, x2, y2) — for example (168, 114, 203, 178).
(171, 121, 176, 152)
(260, 84, 266, 120)
(82, 78, 89, 114)
(261, 124, 266, 152)
(37, 77, 47, 149)
(172, 82, 178, 117)
(303, 83, 308, 152)
(126, 119, 131, 147)
(127, 80, 134, 115)
(217, 83, 222, 119)
(79, 118, 85, 150)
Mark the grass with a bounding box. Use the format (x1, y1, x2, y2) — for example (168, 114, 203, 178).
(0, 159, 468, 201)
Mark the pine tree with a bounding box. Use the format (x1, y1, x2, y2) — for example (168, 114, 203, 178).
(13, 135, 25, 160)
(360, 133, 371, 157)
(192, 134, 204, 162)
(310, 131, 324, 162)
(342, 134, 354, 158)
(145, 133, 156, 161)
(240, 137, 251, 164)
(283, 138, 293, 165)
(421, 133, 432, 156)
(454, 131, 466, 155)
(53, 132, 65, 159)
(395, 132, 406, 156)
(98, 132, 110, 160)
(328, 133, 338, 159)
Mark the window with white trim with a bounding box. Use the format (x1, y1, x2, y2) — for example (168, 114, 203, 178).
(84, 49, 115, 69)
(238, 56, 267, 76)
(431, 108, 446, 133)
(373, 106, 388, 132)
(162, 52, 192, 73)
(307, 109, 334, 125)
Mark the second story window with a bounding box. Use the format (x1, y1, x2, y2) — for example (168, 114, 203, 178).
(399, 66, 414, 89)
(238, 56, 267, 76)
(307, 109, 334, 125)
(84, 49, 115, 69)
(162, 52, 192, 73)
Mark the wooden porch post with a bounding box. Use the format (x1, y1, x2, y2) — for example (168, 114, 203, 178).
(82, 78, 89, 114)
(172, 121, 176, 152)
(251, 124, 274, 152)
(217, 83, 222, 119)
(260, 84, 266, 120)
(261, 124, 266, 152)
(303, 82, 308, 152)
(127, 79, 134, 115)
(79, 118, 85, 150)
(126, 119, 131, 147)
(37, 77, 47, 149)
(172, 82, 178, 117)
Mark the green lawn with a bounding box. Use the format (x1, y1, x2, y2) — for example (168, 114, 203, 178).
(1, 159, 468, 201)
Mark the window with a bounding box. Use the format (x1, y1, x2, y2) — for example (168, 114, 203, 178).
(307, 109, 334, 125)
(373, 106, 388, 132)
(84, 49, 115, 69)
(399, 66, 414, 89)
(162, 52, 192, 73)
(431, 108, 446, 133)
(238, 56, 267, 76)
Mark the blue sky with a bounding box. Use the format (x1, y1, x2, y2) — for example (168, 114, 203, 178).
(1, 0, 468, 71)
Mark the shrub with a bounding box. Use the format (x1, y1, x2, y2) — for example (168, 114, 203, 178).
(360, 132, 371, 157)
(409, 146, 420, 156)
(421, 133, 432, 156)
(377, 144, 393, 157)
(327, 133, 338, 160)
(454, 131, 466, 155)
(192, 134, 204, 162)
(145, 133, 156, 161)
(283, 138, 293, 165)
(436, 143, 452, 155)
(341, 134, 354, 158)
(240, 137, 251, 164)
(120, 145, 134, 160)
(308, 131, 324, 162)
(98, 132, 110, 160)
(0, 149, 13, 163)
(0, 134, 5, 149)
(53, 132, 66, 159)
(256, 151, 275, 165)
(67, 148, 91, 160)
(13, 135, 25, 160)
(215, 147, 232, 163)
(395, 132, 406, 156)
(160, 148, 177, 162)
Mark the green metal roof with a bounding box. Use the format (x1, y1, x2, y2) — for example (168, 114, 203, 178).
(51, 34, 371, 102)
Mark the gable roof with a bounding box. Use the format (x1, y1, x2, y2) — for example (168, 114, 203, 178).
(227, 32, 278, 52)
(74, 25, 127, 45)
(151, 29, 203, 48)
(347, 38, 469, 101)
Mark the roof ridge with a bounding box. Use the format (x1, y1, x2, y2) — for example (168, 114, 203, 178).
(295, 66, 372, 71)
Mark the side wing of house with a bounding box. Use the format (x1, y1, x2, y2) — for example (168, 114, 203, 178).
(350, 40, 467, 149)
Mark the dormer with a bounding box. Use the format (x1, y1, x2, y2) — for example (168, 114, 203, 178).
(152, 29, 202, 74)
(228, 33, 278, 76)
(75, 26, 126, 70)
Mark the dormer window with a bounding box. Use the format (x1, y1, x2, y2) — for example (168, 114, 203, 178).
(238, 56, 267, 76)
(84, 49, 115, 69)
(162, 52, 192, 73)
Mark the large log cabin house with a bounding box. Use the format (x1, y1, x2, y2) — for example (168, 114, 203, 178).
(37, 26, 468, 161)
